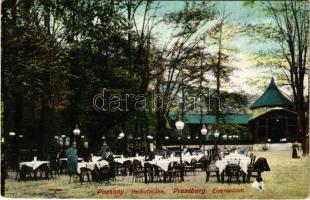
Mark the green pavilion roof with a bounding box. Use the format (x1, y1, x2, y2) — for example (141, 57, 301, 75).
(250, 78, 294, 110)
(169, 113, 252, 125)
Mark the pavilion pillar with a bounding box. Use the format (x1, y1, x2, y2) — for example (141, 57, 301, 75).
(266, 118, 269, 142)
(285, 114, 288, 140)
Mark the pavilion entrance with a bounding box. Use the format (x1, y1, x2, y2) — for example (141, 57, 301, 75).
(268, 118, 286, 142)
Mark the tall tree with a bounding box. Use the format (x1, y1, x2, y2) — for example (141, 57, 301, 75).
(246, 1, 309, 154)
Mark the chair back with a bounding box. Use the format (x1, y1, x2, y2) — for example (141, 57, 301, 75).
(251, 155, 256, 165)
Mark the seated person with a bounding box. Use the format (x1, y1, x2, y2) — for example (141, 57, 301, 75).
(98, 142, 112, 160)
(66, 142, 78, 175)
(78, 141, 92, 162)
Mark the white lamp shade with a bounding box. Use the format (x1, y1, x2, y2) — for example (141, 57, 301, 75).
(201, 124, 208, 135)
(9, 132, 16, 136)
(73, 128, 80, 135)
(214, 131, 220, 138)
(175, 120, 185, 130)
(119, 132, 125, 138)
(147, 135, 153, 140)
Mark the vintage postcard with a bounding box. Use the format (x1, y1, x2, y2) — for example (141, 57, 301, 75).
(1, 0, 309, 199)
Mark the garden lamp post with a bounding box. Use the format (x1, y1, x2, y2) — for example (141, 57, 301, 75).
(175, 117, 185, 182)
(201, 124, 208, 156)
(61, 135, 66, 151)
(9, 132, 16, 152)
(9, 132, 16, 169)
(73, 125, 81, 146)
(228, 135, 232, 145)
(119, 130, 125, 155)
(147, 135, 154, 155)
(137, 137, 141, 151)
(214, 129, 220, 155)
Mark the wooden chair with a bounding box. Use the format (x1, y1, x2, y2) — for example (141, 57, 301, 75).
(195, 156, 207, 171)
(172, 162, 182, 182)
(225, 160, 241, 184)
(206, 163, 220, 182)
(183, 161, 191, 176)
(132, 160, 144, 183)
(143, 162, 154, 183)
(19, 165, 33, 181)
(79, 167, 92, 184)
(190, 158, 197, 175)
(153, 165, 164, 182)
(99, 165, 111, 182)
(163, 162, 174, 183)
(36, 163, 50, 180)
(114, 162, 126, 179)
(48, 152, 60, 178)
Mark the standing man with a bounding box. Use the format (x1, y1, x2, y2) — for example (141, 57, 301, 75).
(66, 142, 78, 177)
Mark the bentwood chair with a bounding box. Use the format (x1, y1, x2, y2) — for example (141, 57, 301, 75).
(132, 160, 144, 183)
(206, 163, 220, 182)
(225, 160, 241, 184)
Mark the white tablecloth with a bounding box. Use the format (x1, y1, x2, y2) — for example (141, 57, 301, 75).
(92, 156, 102, 162)
(183, 154, 204, 163)
(144, 158, 177, 171)
(19, 161, 50, 170)
(144, 155, 201, 172)
(77, 160, 109, 174)
(215, 154, 251, 174)
(59, 158, 83, 162)
(114, 156, 145, 164)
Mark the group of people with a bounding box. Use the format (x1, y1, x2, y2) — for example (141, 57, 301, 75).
(66, 141, 112, 175)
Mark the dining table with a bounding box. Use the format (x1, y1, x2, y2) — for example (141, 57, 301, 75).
(114, 155, 145, 164)
(19, 160, 50, 180)
(142, 154, 204, 183)
(19, 160, 50, 171)
(76, 157, 109, 174)
(215, 152, 251, 183)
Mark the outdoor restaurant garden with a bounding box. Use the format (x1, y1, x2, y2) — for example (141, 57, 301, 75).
(1, 0, 309, 199)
